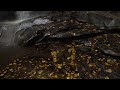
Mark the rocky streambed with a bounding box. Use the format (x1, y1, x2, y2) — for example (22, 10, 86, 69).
(0, 11, 120, 79)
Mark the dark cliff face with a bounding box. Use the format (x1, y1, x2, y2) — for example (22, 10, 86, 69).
(0, 11, 17, 22)
(0, 11, 50, 23)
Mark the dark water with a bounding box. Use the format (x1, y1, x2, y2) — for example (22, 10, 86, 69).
(0, 46, 26, 67)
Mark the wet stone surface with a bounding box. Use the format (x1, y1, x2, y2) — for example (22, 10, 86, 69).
(0, 11, 120, 79)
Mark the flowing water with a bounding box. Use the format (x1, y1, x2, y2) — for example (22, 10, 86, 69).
(0, 11, 50, 67)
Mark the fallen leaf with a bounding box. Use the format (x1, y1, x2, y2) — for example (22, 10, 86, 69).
(106, 69, 112, 73)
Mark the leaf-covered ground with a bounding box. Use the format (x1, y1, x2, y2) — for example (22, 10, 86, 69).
(0, 33, 120, 79)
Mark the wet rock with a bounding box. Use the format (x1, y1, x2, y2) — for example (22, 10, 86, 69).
(75, 11, 120, 29)
(14, 11, 120, 46)
(101, 49, 120, 57)
(50, 11, 120, 29)
(13, 17, 52, 46)
(76, 46, 92, 53)
(15, 18, 99, 46)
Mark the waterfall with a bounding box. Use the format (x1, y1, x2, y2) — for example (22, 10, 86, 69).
(0, 25, 17, 46)
(0, 11, 32, 46)
(0, 11, 51, 46)
(16, 11, 31, 20)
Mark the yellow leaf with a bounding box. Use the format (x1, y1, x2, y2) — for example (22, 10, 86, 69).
(57, 64, 62, 69)
(106, 69, 112, 73)
(104, 76, 109, 79)
(38, 70, 43, 74)
(54, 75, 58, 78)
(53, 58, 58, 62)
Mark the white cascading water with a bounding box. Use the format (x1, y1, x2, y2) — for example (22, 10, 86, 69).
(0, 11, 51, 46)
(16, 11, 31, 20)
(0, 11, 32, 46)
